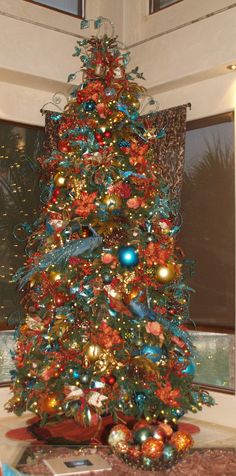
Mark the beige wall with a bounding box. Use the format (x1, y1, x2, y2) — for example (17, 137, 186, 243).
(0, 0, 236, 422)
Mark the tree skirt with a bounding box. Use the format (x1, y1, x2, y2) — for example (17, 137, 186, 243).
(6, 416, 200, 445)
(16, 446, 236, 476)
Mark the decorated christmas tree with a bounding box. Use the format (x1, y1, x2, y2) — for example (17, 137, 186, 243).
(8, 18, 214, 471)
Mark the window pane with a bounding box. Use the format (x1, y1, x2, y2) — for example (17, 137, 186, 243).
(160, 0, 179, 7)
(150, 0, 180, 13)
(0, 122, 44, 330)
(180, 115, 235, 329)
(191, 331, 235, 391)
(32, 0, 82, 15)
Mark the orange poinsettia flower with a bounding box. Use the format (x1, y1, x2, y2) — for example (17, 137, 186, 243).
(128, 141, 149, 170)
(155, 382, 181, 407)
(73, 192, 97, 218)
(91, 321, 123, 349)
(145, 242, 173, 266)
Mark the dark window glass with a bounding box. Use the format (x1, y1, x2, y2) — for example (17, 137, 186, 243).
(29, 0, 84, 17)
(150, 0, 182, 14)
(180, 112, 235, 331)
(0, 121, 44, 330)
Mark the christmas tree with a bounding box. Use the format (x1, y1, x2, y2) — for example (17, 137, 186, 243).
(8, 18, 214, 470)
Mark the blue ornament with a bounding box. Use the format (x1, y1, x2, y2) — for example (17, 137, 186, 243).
(103, 274, 113, 284)
(162, 444, 175, 462)
(108, 308, 117, 317)
(118, 246, 139, 268)
(118, 139, 130, 148)
(133, 392, 147, 406)
(140, 345, 163, 363)
(130, 111, 139, 121)
(72, 369, 80, 379)
(84, 100, 96, 112)
(171, 408, 185, 419)
(178, 357, 196, 376)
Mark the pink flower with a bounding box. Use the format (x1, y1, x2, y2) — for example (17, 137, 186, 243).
(146, 322, 163, 336)
(127, 197, 142, 209)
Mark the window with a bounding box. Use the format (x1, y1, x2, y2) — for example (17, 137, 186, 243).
(149, 0, 182, 14)
(25, 0, 85, 17)
(0, 120, 44, 331)
(180, 112, 235, 392)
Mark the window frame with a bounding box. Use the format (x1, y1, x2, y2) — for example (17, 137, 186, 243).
(185, 111, 235, 396)
(0, 117, 44, 330)
(24, 0, 85, 19)
(149, 0, 183, 15)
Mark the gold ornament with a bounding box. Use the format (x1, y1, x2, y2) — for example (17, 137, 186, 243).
(48, 271, 62, 283)
(70, 178, 85, 199)
(170, 431, 193, 452)
(84, 344, 102, 363)
(155, 263, 176, 284)
(29, 276, 36, 288)
(93, 350, 125, 374)
(131, 356, 159, 376)
(54, 172, 66, 187)
(102, 194, 122, 210)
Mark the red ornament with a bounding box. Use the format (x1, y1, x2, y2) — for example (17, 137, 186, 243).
(133, 419, 149, 432)
(104, 131, 112, 138)
(54, 293, 67, 307)
(53, 188, 60, 197)
(95, 133, 102, 141)
(107, 375, 116, 386)
(141, 437, 164, 459)
(158, 422, 173, 438)
(58, 140, 72, 153)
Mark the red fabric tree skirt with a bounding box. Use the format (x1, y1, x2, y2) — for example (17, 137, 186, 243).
(6, 415, 200, 444)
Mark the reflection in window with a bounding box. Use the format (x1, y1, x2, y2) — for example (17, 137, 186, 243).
(180, 113, 235, 391)
(191, 331, 235, 391)
(0, 121, 44, 330)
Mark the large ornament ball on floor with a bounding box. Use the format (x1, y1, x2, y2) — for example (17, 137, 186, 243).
(108, 424, 133, 447)
(134, 427, 153, 444)
(141, 437, 164, 459)
(170, 431, 193, 452)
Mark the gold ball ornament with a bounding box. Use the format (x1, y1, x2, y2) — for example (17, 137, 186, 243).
(48, 271, 62, 283)
(170, 431, 193, 452)
(108, 424, 133, 447)
(84, 344, 102, 363)
(141, 437, 164, 459)
(155, 263, 176, 284)
(131, 356, 159, 375)
(102, 194, 122, 210)
(54, 172, 66, 187)
(115, 441, 129, 454)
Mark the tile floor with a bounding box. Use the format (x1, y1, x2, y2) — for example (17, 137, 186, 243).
(0, 415, 235, 466)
